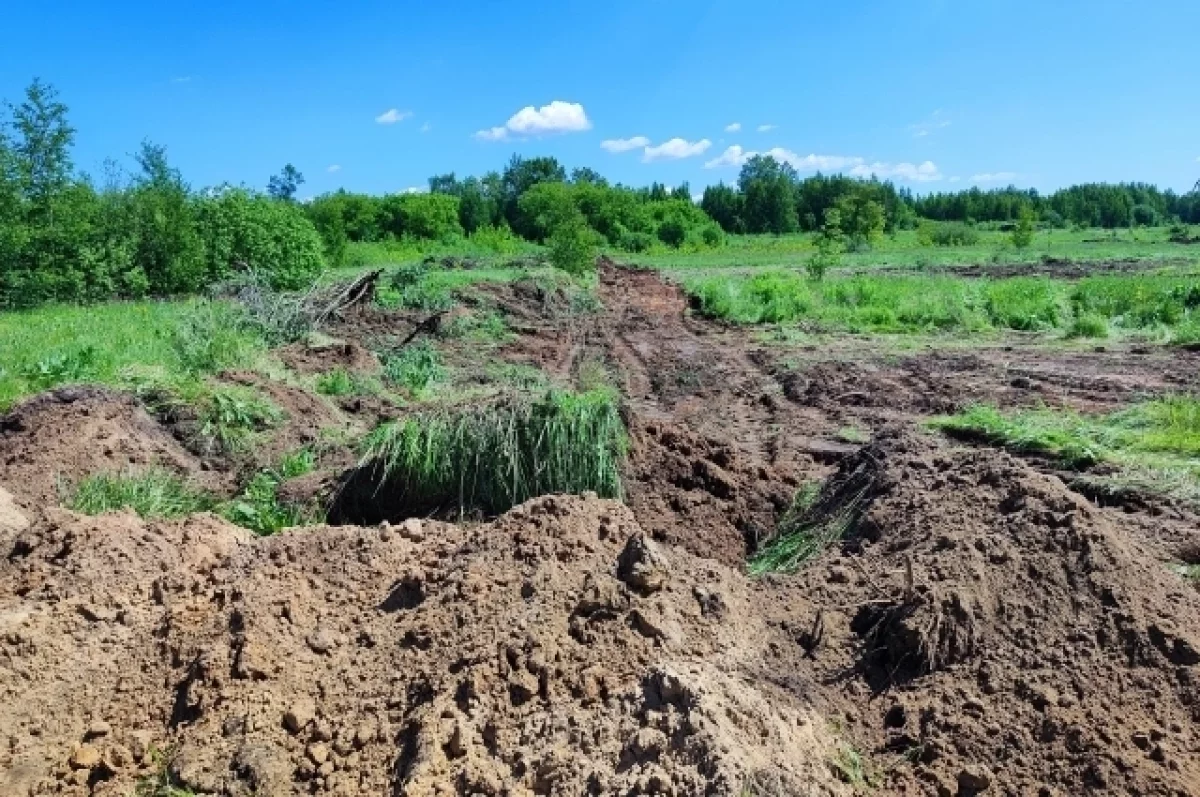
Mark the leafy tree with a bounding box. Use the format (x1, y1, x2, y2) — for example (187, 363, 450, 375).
(807, 207, 843, 281)
(267, 163, 305, 202)
(516, 181, 579, 242)
(456, 177, 495, 235)
(501, 155, 565, 235)
(130, 141, 205, 293)
(428, 172, 459, 195)
(548, 215, 596, 276)
(1011, 206, 1036, 248)
(8, 78, 75, 212)
(738, 155, 798, 234)
(701, 183, 745, 233)
(195, 188, 324, 289)
(570, 167, 607, 186)
(833, 193, 885, 249)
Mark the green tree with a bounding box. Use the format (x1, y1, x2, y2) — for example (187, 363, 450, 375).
(1011, 206, 1036, 248)
(195, 188, 325, 289)
(548, 215, 596, 276)
(130, 141, 205, 293)
(701, 183, 745, 233)
(738, 155, 798, 234)
(501, 155, 566, 235)
(8, 78, 75, 213)
(516, 181, 579, 241)
(833, 193, 886, 249)
(267, 164, 305, 202)
(807, 207, 844, 281)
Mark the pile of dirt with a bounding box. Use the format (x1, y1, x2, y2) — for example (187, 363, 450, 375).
(761, 428, 1200, 796)
(275, 341, 380, 376)
(0, 496, 850, 796)
(0, 387, 224, 509)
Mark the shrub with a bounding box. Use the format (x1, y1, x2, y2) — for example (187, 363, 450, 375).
(20, 345, 102, 390)
(548, 217, 597, 276)
(929, 222, 981, 247)
(618, 229, 655, 253)
(656, 218, 687, 248)
(195, 188, 325, 289)
(1066, 313, 1109, 339)
(359, 389, 625, 516)
(170, 300, 264, 373)
(382, 341, 445, 394)
(1011, 207, 1036, 249)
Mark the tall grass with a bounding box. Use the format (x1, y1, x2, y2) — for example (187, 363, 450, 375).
(688, 270, 1200, 339)
(360, 389, 626, 516)
(931, 395, 1200, 501)
(68, 469, 217, 519)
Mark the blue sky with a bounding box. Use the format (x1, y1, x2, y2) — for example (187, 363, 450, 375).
(2, 0, 1197, 198)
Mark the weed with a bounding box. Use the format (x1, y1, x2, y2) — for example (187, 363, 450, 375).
(171, 300, 264, 374)
(68, 469, 216, 519)
(20, 345, 102, 390)
(378, 262, 456, 311)
(382, 341, 445, 394)
(222, 447, 320, 535)
(360, 388, 625, 516)
(196, 385, 284, 456)
(836, 426, 869, 444)
(1066, 313, 1110, 339)
(830, 745, 882, 789)
(441, 310, 511, 342)
(316, 368, 355, 396)
(133, 748, 196, 797)
(748, 480, 864, 576)
(488, 362, 551, 391)
(576, 358, 613, 392)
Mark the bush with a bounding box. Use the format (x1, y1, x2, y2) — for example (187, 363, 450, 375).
(548, 217, 597, 276)
(617, 229, 655, 253)
(195, 189, 325, 289)
(382, 341, 445, 394)
(1066, 313, 1110, 339)
(170, 300, 264, 373)
(656, 218, 687, 248)
(929, 222, 981, 247)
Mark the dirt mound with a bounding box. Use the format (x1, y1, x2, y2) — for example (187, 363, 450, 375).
(276, 341, 380, 376)
(764, 428, 1200, 795)
(0, 497, 849, 796)
(0, 387, 222, 509)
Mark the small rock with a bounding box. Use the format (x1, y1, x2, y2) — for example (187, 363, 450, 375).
(85, 720, 112, 739)
(353, 722, 377, 748)
(827, 565, 850, 584)
(0, 486, 29, 534)
(625, 728, 668, 759)
(617, 532, 669, 594)
(400, 517, 425, 541)
(306, 629, 340, 655)
(317, 760, 335, 777)
(78, 604, 117, 623)
(128, 730, 155, 762)
(104, 744, 134, 771)
(307, 742, 330, 765)
(283, 698, 316, 734)
(958, 764, 993, 791)
(1132, 731, 1150, 750)
(70, 744, 102, 769)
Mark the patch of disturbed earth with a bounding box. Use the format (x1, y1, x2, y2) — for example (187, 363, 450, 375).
(755, 428, 1200, 796)
(851, 256, 1192, 280)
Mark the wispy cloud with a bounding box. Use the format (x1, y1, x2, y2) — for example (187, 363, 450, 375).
(475, 100, 591, 141)
(326, 164, 341, 173)
(376, 108, 413, 125)
(851, 161, 943, 182)
(642, 137, 712, 162)
(971, 171, 1018, 183)
(909, 110, 951, 138)
(949, 175, 962, 183)
(402, 186, 427, 194)
(601, 136, 650, 153)
(757, 124, 777, 133)
(420, 122, 432, 133)
(704, 146, 864, 173)
(725, 122, 742, 133)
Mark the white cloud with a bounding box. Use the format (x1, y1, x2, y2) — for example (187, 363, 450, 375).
(705, 145, 749, 169)
(420, 122, 432, 133)
(971, 171, 1018, 183)
(757, 124, 777, 132)
(949, 175, 962, 183)
(725, 122, 742, 133)
(601, 136, 650, 153)
(642, 137, 712, 162)
(402, 186, 427, 194)
(376, 108, 413, 125)
(326, 164, 341, 173)
(851, 160, 942, 182)
(475, 100, 591, 141)
(704, 146, 864, 172)
(909, 110, 951, 138)
(170, 76, 192, 84)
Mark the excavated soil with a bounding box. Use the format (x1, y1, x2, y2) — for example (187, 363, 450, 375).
(2, 263, 1200, 795)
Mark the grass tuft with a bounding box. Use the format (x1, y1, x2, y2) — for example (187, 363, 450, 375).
(382, 341, 445, 395)
(68, 469, 216, 520)
(749, 480, 864, 575)
(360, 389, 625, 516)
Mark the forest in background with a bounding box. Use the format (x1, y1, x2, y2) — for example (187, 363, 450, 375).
(2, 78, 1199, 309)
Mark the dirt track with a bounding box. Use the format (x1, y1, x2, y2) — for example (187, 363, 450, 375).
(2, 264, 1200, 796)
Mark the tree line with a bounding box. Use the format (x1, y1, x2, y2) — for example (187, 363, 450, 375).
(2, 77, 1198, 308)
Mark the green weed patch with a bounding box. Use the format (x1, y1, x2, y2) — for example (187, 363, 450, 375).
(359, 389, 625, 516)
(68, 469, 217, 520)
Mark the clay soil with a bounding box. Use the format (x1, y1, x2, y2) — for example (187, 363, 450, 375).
(1, 262, 1199, 796)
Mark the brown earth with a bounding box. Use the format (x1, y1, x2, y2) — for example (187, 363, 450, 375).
(2, 263, 1200, 795)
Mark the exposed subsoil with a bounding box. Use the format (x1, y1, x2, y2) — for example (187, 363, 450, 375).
(1, 262, 1199, 795)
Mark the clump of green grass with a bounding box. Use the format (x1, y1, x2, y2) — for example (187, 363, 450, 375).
(932, 395, 1200, 501)
(130, 376, 284, 457)
(316, 368, 356, 396)
(376, 262, 456, 310)
(836, 426, 868, 444)
(360, 388, 625, 516)
(1066, 312, 1110, 339)
(382, 341, 445, 394)
(170, 300, 265, 374)
(829, 745, 882, 789)
(68, 469, 216, 520)
(749, 480, 863, 575)
(222, 447, 322, 535)
(441, 310, 511, 342)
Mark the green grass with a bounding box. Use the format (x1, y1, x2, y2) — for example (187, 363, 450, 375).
(360, 388, 626, 516)
(129, 375, 284, 457)
(374, 262, 529, 311)
(68, 468, 217, 519)
(932, 396, 1200, 501)
(687, 269, 1200, 340)
(382, 341, 446, 395)
(221, 448, 321, 536)
(634, 226, 1197, 273)
(748, 480, 864, 576)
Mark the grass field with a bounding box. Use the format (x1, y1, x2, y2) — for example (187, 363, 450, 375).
(687, 268, 1200, 340)
(633, 227, 1198, 274)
